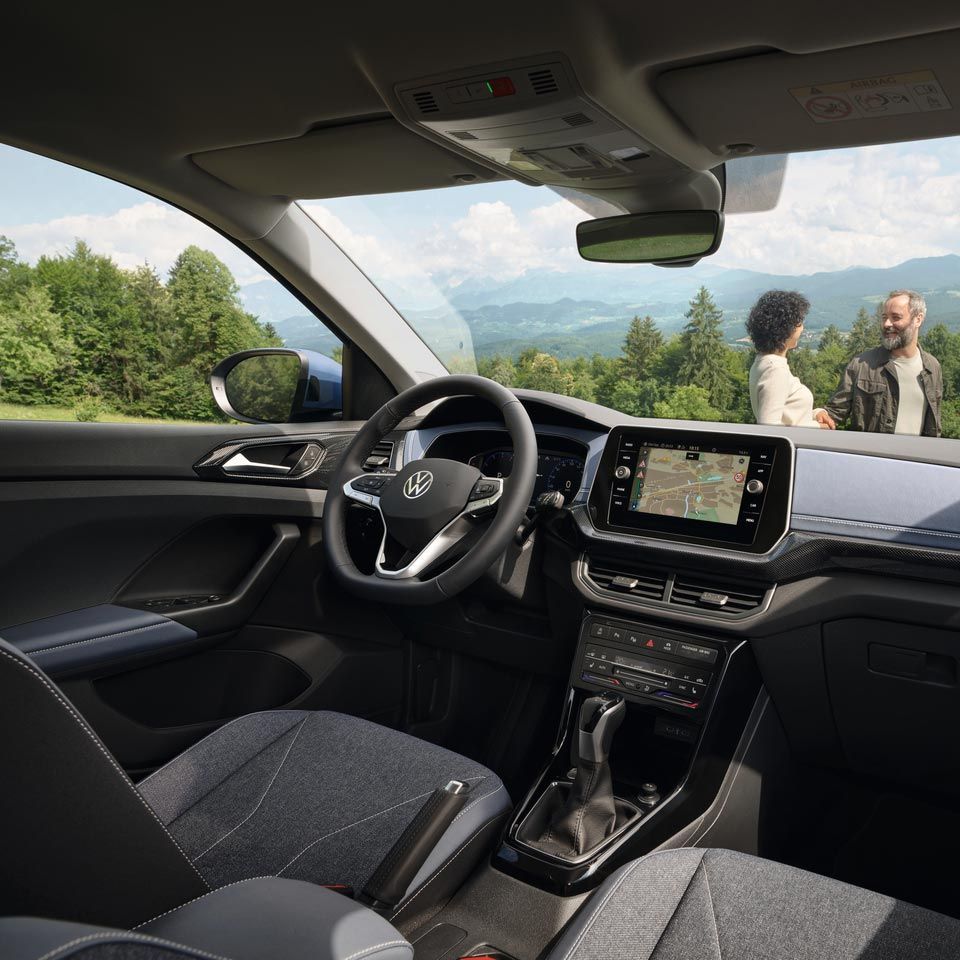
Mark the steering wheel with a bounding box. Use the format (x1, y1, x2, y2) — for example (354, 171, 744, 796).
(323, 375, 537, 604)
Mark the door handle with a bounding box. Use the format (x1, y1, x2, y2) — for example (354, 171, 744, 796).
(221, 452, 292, 475)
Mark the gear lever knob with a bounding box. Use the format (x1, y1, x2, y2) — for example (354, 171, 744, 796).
(577, 694, 625, 765)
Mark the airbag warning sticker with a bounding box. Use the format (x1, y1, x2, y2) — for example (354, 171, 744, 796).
(790, 71, 951, 123)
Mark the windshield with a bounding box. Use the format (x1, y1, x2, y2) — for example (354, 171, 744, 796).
(303, 135, 960, 440)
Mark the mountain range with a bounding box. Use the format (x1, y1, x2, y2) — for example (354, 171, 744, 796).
(243, 253, 960, 361)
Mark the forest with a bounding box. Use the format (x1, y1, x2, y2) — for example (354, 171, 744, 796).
(476, 287, 960, 439)
(0, 237, 281, 422)
(4, 233, 960, 438)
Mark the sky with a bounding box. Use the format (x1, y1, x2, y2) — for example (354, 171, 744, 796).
(3, 135, 960, 312)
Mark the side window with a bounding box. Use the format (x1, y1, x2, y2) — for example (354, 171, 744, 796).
(0, 145, 341, 424)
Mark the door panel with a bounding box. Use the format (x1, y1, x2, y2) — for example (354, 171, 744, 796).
(0, 419, 405, 776)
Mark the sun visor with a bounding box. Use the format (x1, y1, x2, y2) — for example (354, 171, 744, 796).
(658, 28, 960, 157)
(191, 118, 500, 198)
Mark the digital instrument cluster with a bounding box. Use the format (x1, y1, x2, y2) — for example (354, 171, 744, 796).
(468, 449, 585, 501)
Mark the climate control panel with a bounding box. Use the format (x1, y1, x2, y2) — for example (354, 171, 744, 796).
(574, 613, 722, 713)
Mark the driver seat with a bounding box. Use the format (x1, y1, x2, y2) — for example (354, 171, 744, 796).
(0, 636, 510, 930)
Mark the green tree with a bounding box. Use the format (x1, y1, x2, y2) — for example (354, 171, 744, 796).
(621, 315, 663, 381)
(478, 354, 517, 387)
(653, 385, 722, 422)
(817, 325, 844, 351)
(677, 287, 732, 410)
(847, 306, 878, 356)
(606, 377, 663, 417)
(156, 246, 281, 420)
(514, 349, 575, 395)
(0, 236, 34, 304)
(0, 286, 75, 403)
(34, 240, 137, 402)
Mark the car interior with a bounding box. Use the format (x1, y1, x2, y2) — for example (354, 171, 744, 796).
(6, 4, 960, 959)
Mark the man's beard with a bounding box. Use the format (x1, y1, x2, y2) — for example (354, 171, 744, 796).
(883, 325, 917, 351)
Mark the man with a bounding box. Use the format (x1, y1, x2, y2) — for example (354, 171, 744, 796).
(824, 289, 942, 437)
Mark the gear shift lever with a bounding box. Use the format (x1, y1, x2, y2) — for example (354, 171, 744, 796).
(537, 694, 625, 857)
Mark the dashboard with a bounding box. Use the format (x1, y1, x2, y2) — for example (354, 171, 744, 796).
(415, 427, 595, 505)
(467, 448, 584, 501)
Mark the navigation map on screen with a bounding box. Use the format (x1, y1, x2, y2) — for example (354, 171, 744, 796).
(628, 447, 750, 525)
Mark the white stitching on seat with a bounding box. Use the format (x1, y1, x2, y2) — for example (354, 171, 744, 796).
(132, 876, 275, 929)
(341, 940, 411, 960)
(700, 858, 724, 960)
(0, 647, 210, 891)
(34, 930, 231, 960)
(136, 711, 305, 791)
(28, 622, 171, 657)
(193, 718, 308, 861)
(276, 776, 486, 876)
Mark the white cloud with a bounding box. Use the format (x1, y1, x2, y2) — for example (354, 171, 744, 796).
(0, 201, 267, 285)
(715, 145, 960, 274)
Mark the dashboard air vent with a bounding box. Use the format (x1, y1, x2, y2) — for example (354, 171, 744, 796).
(413, 90, 439, 114)
(363, 440, 394, 471)
(449, 130, 479, 140)
(670, 576, 767, 614)
(528, 67, 559, 95)
(562, 112, 592, 127)
(585, 559, 668, 602)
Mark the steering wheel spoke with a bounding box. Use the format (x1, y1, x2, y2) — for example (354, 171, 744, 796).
(342, 472, 396, 508)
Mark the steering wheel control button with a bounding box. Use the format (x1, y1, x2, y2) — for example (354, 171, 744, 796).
(469, 479, 501, 501)
(746, 478, 764, 494)
(614, 465, 632, 480)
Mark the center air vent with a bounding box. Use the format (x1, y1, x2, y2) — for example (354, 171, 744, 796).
(585, 559, 668, 602)
(412, 91, 439, 114)
(363, 440, 395, 471)
(670, 576, 768, 614)
(528, 67, 559, 95)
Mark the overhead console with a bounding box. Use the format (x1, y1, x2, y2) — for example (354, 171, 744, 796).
(588, 426, 794, 554)
(392, 54, 719, 206)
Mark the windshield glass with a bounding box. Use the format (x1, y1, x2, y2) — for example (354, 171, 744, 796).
(303, 135, 960, 440)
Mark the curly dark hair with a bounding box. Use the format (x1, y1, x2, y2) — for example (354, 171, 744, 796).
(745, 290, 810, 353)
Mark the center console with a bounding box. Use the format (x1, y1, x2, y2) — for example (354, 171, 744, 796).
(493, 426, 779, 895)
(494, 606, 761, 894)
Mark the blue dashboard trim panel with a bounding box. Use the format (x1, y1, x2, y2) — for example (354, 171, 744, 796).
(791, 448, 960, 552)
(0, 603, 198, 677)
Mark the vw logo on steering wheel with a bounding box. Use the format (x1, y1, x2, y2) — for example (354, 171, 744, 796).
(403, 470, 434, 499)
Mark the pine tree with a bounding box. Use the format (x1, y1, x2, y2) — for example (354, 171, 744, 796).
(677, 287, 732, 410)
(847, 306, 878, 356)
(621, 315, 663, 381)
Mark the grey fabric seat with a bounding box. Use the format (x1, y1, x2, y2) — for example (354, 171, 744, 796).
(550, 847, 960, 960)
(136, 709, 510, 922)
(0, 633, 508, 929)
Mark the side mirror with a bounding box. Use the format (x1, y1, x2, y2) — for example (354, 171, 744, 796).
(210, 348, 342, 424)
(576, 210, 723, 265)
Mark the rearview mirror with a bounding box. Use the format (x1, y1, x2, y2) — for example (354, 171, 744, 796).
(210, 348, 342, 423)
(576, 210, 723, 264)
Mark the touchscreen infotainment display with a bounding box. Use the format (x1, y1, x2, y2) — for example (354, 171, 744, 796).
(628, 447, 751, 526)
(591, 427, 790, 550)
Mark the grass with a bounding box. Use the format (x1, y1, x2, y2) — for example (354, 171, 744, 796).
(0, 401, 210, 426)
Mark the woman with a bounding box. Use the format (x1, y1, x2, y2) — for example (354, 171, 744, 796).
(746, 290, 834, 429)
